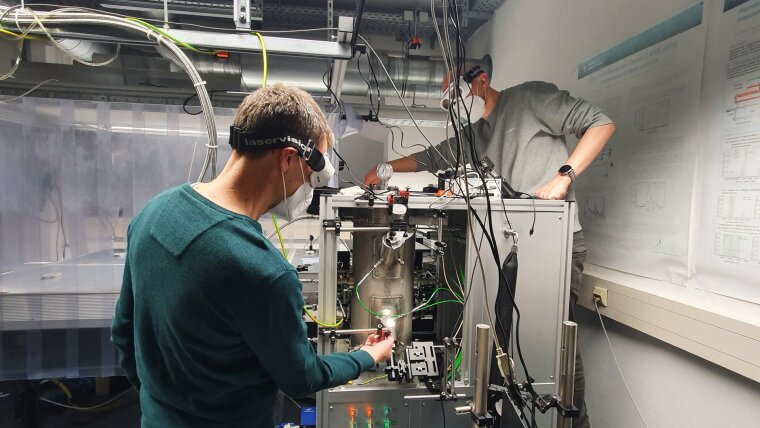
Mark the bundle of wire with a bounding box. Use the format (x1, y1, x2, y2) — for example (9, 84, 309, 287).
(339, 2, 540, 425)
(433, 1, 539, 425)
(317, 2, 524, 417)
(0, 5, 218, 182)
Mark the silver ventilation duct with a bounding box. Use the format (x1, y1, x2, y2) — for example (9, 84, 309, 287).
(54, 39, 118, 63)
(240, 55, 333, 94)
(25, 39, 119, 66)
(237, 53, 491, 101)
(154, 48, 490, 102)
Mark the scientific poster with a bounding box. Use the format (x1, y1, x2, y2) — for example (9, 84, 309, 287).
(696, 0, 760, 304)
(574, 3, 706, 284)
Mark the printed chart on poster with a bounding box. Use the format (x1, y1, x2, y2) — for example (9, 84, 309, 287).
(697, 0, 760, 304)
(574, 2, 706, 284)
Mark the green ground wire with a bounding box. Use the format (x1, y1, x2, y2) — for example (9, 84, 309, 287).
(126, 18, 217, 54)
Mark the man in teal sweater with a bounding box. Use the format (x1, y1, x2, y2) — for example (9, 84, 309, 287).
(112, 83, 395, 427)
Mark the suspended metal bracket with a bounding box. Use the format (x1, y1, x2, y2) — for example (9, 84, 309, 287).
(233, 0, 251, 30)
(167, 30, 353, 59)
(329, 16, 354, 103)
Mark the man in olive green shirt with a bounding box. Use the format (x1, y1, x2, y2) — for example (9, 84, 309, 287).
(365, 68, 615, 428)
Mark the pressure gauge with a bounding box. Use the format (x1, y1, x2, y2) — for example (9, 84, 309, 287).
(376, 163, 394, 181)
(376, 163, 394, 189)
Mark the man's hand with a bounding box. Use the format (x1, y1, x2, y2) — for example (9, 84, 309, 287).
(361, 334, 395, 363)
(364, 165, 381, 187)
(535, 175, 572, 200)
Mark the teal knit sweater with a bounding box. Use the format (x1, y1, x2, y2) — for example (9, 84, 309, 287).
(111, 184, 374, 427)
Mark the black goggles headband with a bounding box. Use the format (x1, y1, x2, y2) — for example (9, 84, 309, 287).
(464, 65, 484, 83)
(228, 125, 326, 172)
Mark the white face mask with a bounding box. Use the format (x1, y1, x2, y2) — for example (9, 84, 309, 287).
(453, 95, 486, 127)
(441, 77, 486, 127)
(271, 161, 313, 222)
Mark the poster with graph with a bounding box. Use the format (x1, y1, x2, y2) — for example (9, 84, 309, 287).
(696, 0, 760, 304)
(574, 3, 705, 284)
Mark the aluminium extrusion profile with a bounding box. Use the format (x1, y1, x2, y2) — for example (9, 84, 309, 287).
(11, 26, 353, 60)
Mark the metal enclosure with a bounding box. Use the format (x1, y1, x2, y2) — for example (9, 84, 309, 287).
(317, 195, 575, 428)
(350, 209, 416, 346)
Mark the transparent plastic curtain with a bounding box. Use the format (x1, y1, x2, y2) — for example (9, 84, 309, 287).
(0, 97, 233, 380)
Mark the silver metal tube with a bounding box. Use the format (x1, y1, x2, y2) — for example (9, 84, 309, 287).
(403, 393, 467, 400)
(558, 321, 578, 428)
(472, 324, 492, 428)
(455, 405, 472, 416)
(333, 328, 389, 336)
(335, 226, 391, 233)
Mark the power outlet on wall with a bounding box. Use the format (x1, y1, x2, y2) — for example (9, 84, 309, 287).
(593, 287, 608, 307)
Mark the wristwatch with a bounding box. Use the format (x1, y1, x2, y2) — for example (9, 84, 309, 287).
(558, 164, 576, 182)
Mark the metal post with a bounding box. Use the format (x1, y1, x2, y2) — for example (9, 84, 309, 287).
(163, 0, 169, 29)
(447, 338, 456, 399)
(436, 215, 444, 278)
(317, 195, 338, 428)
(558, 321, 578, 428)
(327, 0, 334, 40)
(442, 338, 451, 397)
(472, 324, 491, 428)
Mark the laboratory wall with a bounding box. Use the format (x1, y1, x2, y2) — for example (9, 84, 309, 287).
(575, 308, 760, 428)
(466, 0, 760, 426)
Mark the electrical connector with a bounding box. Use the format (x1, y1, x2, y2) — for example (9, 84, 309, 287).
(593, 287, 608, 307)
(495, 349, 516, 382)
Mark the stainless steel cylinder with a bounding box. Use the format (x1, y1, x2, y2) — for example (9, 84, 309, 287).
(350, 209, 415, 346)
(472, 324, 492, 428)
(558, 321, 578, 428)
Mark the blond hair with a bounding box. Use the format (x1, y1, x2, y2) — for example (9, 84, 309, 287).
(233, 82, 332, 152)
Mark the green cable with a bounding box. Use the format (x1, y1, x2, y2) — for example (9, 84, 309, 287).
(126, 18, 217, 54)
(271, 213, 288, 259)
(253, 32, 267, 87)
(446, 350, 463, 381)
(303, 305, 343, 328)
(355, 279, 462, 319)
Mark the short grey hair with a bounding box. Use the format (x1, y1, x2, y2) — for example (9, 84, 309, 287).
(233, 82, 332, 152)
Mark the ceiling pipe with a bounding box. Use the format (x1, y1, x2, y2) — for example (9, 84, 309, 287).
(237, 53, 491, 100)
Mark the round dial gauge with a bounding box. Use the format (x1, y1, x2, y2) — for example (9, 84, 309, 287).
(376, 163, 394, 181)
